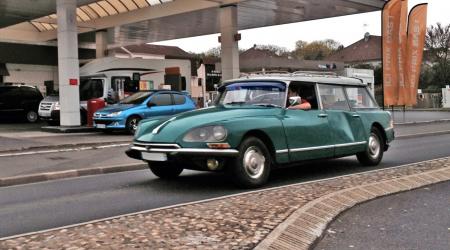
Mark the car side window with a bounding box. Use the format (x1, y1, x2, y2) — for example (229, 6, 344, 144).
(318, 84, 350, 111)
(345, 87, 378, 109)
(151, 94, 172, 106)
(173, 94, 186, 105)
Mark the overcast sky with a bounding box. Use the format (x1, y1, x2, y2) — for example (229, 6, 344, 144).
(152, 0, 449, 53)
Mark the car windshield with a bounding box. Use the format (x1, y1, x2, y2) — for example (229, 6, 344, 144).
(217, 82, 286, 107)
(119, 91, 153, 105)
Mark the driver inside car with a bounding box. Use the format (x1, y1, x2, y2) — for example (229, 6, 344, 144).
(287, 87, 311, 110)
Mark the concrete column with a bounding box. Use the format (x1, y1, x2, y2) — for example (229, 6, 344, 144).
(57, 0, 80, 126)
(220, 5, 240, 80)
(96, 30, 108, 58)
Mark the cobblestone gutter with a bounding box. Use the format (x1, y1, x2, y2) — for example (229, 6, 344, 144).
(1, 157, 450, 250)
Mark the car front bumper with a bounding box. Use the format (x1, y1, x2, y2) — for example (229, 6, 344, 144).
(126, 142, 239, 160)
(93, 118, 126, 129)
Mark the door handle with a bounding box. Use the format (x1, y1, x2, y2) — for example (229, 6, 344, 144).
(352, 114, 360, 118)
(318, 114, 328, 118)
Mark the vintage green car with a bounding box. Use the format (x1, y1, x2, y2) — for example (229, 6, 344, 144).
(126, 74, 395, 188)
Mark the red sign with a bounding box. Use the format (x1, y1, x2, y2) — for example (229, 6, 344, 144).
(69, 78, 78, 86)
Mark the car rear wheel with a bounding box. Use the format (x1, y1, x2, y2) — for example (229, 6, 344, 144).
(357, 127, 384, 166)
(26, 110, 38, 123)
(229, 137, 271, 188)
(148, 162, 183, 179)
(126, 116, 141, 134)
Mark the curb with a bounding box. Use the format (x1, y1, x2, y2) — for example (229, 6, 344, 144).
(255, 167, 450, 250)
(0, 163, 147, 188)
(396, 129, 450, 139)
(394, 119, 450, 126)
(0, 141, 131, 155)
(40, 126, 98, 133)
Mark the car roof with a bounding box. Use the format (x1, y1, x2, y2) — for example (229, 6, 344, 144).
(138, 90, 188, 95)
(221, 73, 366, 87)
(0, 84, 38, 89)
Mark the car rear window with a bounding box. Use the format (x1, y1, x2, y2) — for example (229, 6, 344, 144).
(345, 87, 378, 109)
(173, 94, 186, 105)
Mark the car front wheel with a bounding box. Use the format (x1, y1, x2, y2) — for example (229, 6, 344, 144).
(148, 162, 183, 179)
(229, 137, 271, 188)
(126, 116, 141, 134)
(357, 127, 384, 166)
(26, 110, 38, 123)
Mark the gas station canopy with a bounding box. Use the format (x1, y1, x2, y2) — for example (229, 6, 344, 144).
(0, 0, 385, 45)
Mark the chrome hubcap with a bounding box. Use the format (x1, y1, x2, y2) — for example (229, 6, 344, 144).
(243, 146, 265, 179)
(368, 133, 380, 159)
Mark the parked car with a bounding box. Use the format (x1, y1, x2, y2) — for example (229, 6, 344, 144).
(94, 90, 196, 134)
(0, 84, 43, 123)
(126, 74, 395, 188)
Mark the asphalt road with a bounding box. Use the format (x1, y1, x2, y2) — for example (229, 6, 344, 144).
(315, 181, 450, 250)
(1, 134, 450, 238)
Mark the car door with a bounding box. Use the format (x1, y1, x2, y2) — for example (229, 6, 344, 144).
(282, 84, 334, 162)
(143, 93, 174, 118)
(318, 84, 367, 157)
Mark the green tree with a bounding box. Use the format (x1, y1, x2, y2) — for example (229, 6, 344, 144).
(292, 39, 342, 60)
(425, 23, 450, 88)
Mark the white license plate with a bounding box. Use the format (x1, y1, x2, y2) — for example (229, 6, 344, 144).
(142, 152, 167, 161)
(96, 124, 106, 129)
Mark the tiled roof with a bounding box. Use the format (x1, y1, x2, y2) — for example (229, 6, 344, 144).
(326, 35, 381, 63)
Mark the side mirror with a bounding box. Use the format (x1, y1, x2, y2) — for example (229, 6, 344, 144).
(147, 102, 156, 108)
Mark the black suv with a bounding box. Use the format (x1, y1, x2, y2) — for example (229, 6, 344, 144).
(0, 84, 43, 122)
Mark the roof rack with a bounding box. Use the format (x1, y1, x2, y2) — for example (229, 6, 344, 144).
(240, 70, 291, 78)
(291, 71, 338, 76)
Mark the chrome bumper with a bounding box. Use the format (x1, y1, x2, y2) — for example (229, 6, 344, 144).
(126, 142, 239, 159)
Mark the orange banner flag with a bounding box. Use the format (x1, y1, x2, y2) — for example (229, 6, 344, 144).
(397, 0, 408, 105)
(382, 0, 402, 106)
(405, 4, 428, 106)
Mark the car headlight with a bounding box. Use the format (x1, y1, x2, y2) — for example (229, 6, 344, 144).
(106, 111, 122, 117)
(183, 126, 228, 142)
(54, 102, 60, 111)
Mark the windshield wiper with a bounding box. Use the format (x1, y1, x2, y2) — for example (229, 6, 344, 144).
(252, 103, 282, 108)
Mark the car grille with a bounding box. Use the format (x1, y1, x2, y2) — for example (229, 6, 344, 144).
(39, 102, 53, 111)
(94, 113, 110, 118)
(94, 120, 114, 125)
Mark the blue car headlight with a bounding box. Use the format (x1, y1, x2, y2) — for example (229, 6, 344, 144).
(183, 126, 227, 142)
(105, 111, 122, 117)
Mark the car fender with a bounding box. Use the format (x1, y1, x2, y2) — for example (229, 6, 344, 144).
(217, 116, 289, 164)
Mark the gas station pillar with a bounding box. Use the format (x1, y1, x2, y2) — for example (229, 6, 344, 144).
(57, 0, 81, 126)
(96, 30, 108, 58)
(220, 5, 240, 81)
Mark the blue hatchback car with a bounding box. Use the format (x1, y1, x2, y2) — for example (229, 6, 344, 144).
(93, 90, 196, 134)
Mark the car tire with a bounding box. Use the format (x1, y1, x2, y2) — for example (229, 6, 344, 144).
(148, 162, 183, 179)
(26, 110, 38, 123)
(357, 127, 384, 166)
(229, 136, 271, 188)
(126, 116, 141, 134)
